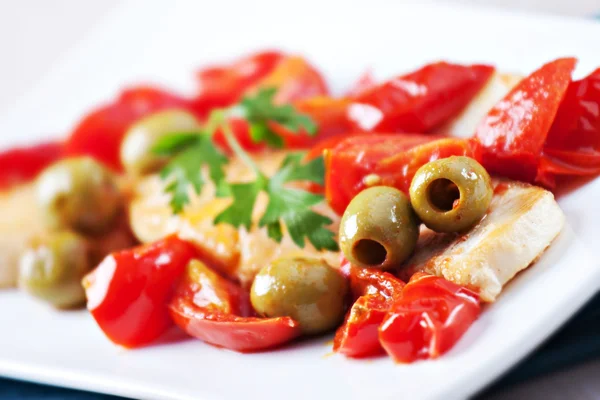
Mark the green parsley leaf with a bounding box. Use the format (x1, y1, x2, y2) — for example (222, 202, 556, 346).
(152, 132, 201, 155)
(239, 87, 318, 146)
(259, 155, 338, 251)
(155, 134, 228, 213)
(213, 179, 265, 230)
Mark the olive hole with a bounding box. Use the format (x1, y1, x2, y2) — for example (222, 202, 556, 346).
(427, 178, 460, 212)
(352, 239, 387, 266)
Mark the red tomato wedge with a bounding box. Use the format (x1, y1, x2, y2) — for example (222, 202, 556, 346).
(334, 264, 405, 358)
(169, 260, 301, 352)
(473, 58, 577, 183)
(325, 135, 471, 215)
(347, 62, 494, 133)
(65, 86, 193, 171)
(0, 141, 63, 190)
(195, 50, 284, 109)
(379, 273, 480, 363)
(83, 235, 197, 348)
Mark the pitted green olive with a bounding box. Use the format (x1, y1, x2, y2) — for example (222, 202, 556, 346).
(409, 156, 492, 233)
(339, 186, 419, 270)
(36, 157, 122, 235)
(120, 109, 200, 176)
(18, 231, 91, 309)
(250, 257, 348, 335)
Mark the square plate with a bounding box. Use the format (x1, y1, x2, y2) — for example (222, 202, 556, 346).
(1, 1, 600, 399)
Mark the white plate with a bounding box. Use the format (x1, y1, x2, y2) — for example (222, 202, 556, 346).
(1, 1, 600, 399)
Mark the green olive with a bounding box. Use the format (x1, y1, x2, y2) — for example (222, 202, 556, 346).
(250, 257, 348, 335)
(36, 157, 122, 235)
(18, 231, 91, 309)
(339, 186, 419, 270)
(409, 156, 493, 233)
(120, 109, 200, 176)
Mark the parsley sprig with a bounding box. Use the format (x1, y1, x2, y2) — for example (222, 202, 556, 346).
(152, 88, 338, 251)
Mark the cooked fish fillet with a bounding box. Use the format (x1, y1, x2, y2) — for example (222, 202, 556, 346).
(0, 184, 44, 288)
(438, 72, 522, 137)
(129, 150, 341, 287)
(399, 181, 565, 302)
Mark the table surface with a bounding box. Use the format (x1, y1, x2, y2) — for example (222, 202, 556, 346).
(1, 1, 599, 399)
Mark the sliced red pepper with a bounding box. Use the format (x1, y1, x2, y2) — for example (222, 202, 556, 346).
(169, 260, 301, 352)
(473, 58, 576, 182)
(270, 97, 354, 149)
(334, 263, 405, 358)
(83, 235, 197, 348)
(212, 57, 331, 152)
(250, 56, 329, 103)
(325, 135, 470, 215)
(538, 68, 600, 181)
(347, 62, 494, 133)
(379, 273, 480, 363)
(0, 141, 63, 190)
(345, 70, 377, 97)
(195, 50, 284, 109)
(65, 86, 194, 171)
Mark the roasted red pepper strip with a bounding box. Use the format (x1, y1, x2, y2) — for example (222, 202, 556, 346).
(347, 62, 494, 133)
(379, 273, 480, 363)
(325, 135, 470, 215)
(334, 263, 405, 358)
(83, 235, 197, 348)
(195, 50, 284, 109)
(0, 141, 63, 190)
(473, 58, 576, 183)
(65, 86, 194, 171)
(345, 70, 377, 97)
(169, 260, 301, 352)
(538, 68, 600, 180)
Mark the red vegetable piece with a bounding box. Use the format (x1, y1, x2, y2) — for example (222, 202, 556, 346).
(83, 235, 197, 348)
(66, 86, 192, 171)
(473, 58, 576, 182)
(379, 273, 480, 363)
(325, 135, 469, 215)
(0, 141, 63, 190)
(169, 261, 301, 352)
(348, 62, 494, 133)
(538, 69, 600, 181)
(251, 56, 329, 103)
(345, 70, 377, 97)
(334, 263, 405, 358)
(270, 97, 354, 149)
(195, 50, 284, 108)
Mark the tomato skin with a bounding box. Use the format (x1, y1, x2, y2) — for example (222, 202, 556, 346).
(325, 135, 470, 215)
(473, 58, 576, 183)
(170, 297, 301, 353)
(195, 50, 284, 108)
(65, 86, 193, 171)
(0, 141, 63, 190)
(83, 235, 197, 348)
(379, 273, 480, 363)
(169, 261, 301, 352)
(334, 263, 405, 358)
(348, 63, 494, 133)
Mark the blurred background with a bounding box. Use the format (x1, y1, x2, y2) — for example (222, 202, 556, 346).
(0, 0, 599, 111)
(0, 1, 599, 399)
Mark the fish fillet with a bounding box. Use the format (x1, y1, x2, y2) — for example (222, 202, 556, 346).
(399, 181, 565, 302)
